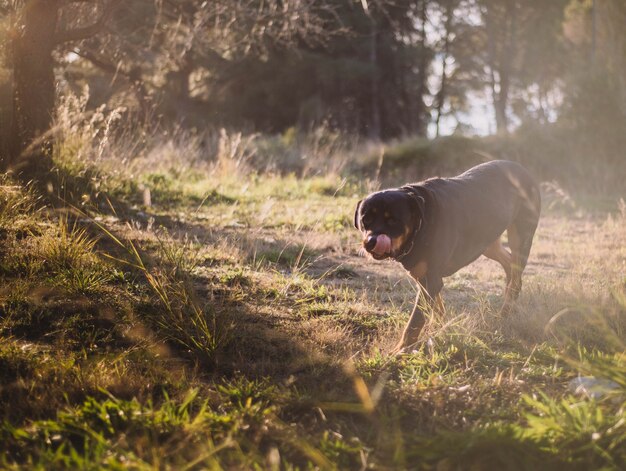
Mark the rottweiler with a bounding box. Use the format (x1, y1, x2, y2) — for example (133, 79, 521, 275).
(354, 160, 541, 353)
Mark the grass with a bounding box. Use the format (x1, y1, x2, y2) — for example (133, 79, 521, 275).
(0, 118, 625, 468)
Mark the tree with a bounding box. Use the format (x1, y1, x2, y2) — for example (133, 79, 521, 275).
(55, 0, 336, 130)
(1, 0, 119, 179)
(1, 0, 332, 178)
(481, 0, 518, 132)
(204, 0, 435, 138)
(439, 0, 567, 133)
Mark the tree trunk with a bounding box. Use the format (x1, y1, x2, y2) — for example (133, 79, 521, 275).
(493, 94, 507, 132)
(498, 1, 516, 133)
(485, 0, 516, 133)
(399, 51, 412, 135)
(368, 18, 381, 141)
(435, 1, 453, 137)
(414, 0, 429, 137)
(8, 0, 60, 178)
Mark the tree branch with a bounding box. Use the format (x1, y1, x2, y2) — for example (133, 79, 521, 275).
(71, 47, 121, 76)
(55, 0, 121, 44)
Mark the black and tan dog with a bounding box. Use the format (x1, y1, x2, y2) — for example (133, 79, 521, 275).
(354, 160, 541, 353)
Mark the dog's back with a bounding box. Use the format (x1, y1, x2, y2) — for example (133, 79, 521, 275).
(411, 160, 541, 276)
(420, 160, 539, 230)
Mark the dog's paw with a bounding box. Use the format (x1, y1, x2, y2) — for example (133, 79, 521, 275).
(389, 344, 404, 356)
(390, 342, 418, 356)
(391, 347, 409, 356)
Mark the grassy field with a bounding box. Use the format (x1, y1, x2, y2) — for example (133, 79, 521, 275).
(0, 129, 625, 469)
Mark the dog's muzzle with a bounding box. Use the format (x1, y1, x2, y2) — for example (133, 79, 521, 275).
(364, 234, 391, 258)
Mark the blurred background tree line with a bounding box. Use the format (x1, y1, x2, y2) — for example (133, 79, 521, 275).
(0, 0, 624, 180)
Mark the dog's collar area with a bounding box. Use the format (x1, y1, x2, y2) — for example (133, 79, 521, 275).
(394, 238, 415, 262)
(394, 186, 424, 262)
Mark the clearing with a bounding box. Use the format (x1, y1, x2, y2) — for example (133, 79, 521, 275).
(0, 167, 624, 469)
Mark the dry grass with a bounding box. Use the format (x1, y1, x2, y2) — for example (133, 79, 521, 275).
(1, 117, 625, 468)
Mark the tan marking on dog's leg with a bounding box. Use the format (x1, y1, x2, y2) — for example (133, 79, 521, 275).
(482, 238, 512, 286)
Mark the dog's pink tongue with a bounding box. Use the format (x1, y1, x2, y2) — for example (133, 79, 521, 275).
(372, 234, 391, 256)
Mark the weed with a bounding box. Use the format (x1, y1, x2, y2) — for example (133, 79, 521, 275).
(42, 219, 95, 269)
(91, 221, 224, 364)
(0, 178, 39, 231)
(56, 265, 112, 294)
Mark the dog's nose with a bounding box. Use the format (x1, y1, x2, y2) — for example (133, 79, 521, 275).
(364, 235, 377, 251)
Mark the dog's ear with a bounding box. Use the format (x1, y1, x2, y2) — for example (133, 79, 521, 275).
(354, 199, 363, 230)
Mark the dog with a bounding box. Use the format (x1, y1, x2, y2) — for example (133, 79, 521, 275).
(354, 160, 541, 353)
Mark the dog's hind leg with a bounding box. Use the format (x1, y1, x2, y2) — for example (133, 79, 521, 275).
(501, 203, 540, 315)
(483, 238, 512, 287)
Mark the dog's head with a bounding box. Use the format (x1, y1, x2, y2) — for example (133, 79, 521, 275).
(354, 189, 425, 260)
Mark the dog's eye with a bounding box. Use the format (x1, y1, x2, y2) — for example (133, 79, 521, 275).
(387, 216, 396, 225)
(362, 215, 373, 226)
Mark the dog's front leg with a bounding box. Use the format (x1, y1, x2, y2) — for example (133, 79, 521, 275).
(391, 289, 426, 354)
(391, 276, 443, 355)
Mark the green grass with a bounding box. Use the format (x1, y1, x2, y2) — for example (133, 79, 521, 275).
(0, 131, 625, 469)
